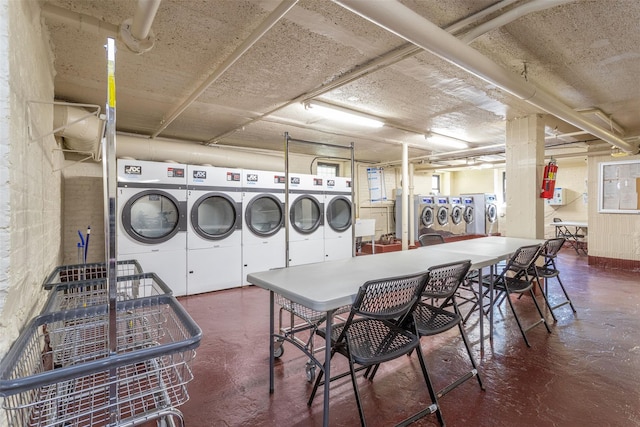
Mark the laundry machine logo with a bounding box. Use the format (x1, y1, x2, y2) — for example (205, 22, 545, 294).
(124, 165, 142, 175)
(246, 173, 259, 183)
(327, 179, 335, 187)
(290, 176, 300, 185)
(168, 168, 185, 178)
(193, 170, 207, 180)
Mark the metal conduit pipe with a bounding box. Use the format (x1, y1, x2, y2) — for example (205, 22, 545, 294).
(333, 0, 638, 154)
(41, 3, 119, 37)
(130, 0, 162, 40)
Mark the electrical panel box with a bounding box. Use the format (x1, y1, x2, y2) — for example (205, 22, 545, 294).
(546, 187, 566, 206)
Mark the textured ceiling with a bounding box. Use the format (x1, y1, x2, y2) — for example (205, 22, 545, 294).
(41, 0, 640, 166)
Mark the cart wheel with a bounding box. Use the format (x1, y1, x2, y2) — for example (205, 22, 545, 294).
(273, 341, 284, 358)
(305, 362, 316, 382)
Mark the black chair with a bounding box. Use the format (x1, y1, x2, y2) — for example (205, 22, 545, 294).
(308, 271, 444, 426)
(418, 233, 445, 246)
(409, 260, 484, 398)
(531, 237, 577, 321)
(480, 244, 552, 347)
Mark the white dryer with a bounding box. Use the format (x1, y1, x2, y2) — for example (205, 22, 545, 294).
(433, 196, 451, 234)
(324, 176, 353, 261)
(117, 159, 187, 296)
(242, 169, 287, 285)
(449, 196, 465, 235)
(418, 195, 435, 236)
(461, 195, 479, 235)
(288, 173, 325, 266)
(485, 193, 499, 235)
(187, 165, 242, 294)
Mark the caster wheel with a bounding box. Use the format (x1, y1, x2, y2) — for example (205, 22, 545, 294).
(305, 362, 316, 382)
(273, 342, 284, 358)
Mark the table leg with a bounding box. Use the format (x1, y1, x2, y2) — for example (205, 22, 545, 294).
(269, 291, 275, 393)
(477, 267, 484, 353)
(322, 309, 335, 427)
(489, 264, 495, 343)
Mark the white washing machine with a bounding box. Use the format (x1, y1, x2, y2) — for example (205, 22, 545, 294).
(117, 159, 188, 296)
(485, 193, 499, 235)
(187, 165, 242, 294)
(461, 195, 480, 235)
(394, 189, 420, 240)
(417, 195, 435, 236)
(288, 173, 325, 266)
(449, 196, 465, 235)
(433, 196, 451, 234)
(242, 169, 287, 285)
(324, 176, 353, 261)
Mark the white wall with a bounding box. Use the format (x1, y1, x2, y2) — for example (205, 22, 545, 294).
(0, 0, 62, 357)
(543, 158, 588, 238)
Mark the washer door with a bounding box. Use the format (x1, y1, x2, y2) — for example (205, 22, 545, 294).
(191, 192, 240, 240)
(326, 196, 352, 232)
(486, 203, 497, 223)
(421, 206, 434, 227)
(122, 190, 184, 244)
(463, 206, 474, 224)
(245, 194, 284, 237)
(451, 205, 463, 225)
(290, 195, 323, 234)
(437, 206, 449, 226)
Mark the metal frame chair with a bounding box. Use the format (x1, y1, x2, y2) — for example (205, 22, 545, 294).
(308, 271, 444, 427)
(418, 233, 445, 246)
(480, 244, 552, 347)
(531, 237, 577, 321)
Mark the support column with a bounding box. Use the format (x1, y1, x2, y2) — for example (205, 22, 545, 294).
(505, 115, 545, 239)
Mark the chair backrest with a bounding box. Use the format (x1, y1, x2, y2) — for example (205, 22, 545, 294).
(544, 237, 565, 258)
(422, 260, 472, 300)
(418, 233, 445, 246)
(504, 244, 542, 276)
(352, 272, 428, 321)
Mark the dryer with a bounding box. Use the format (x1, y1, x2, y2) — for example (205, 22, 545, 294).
(187, 165, 242, 294)
(394, 189, 420, 240)
(433, 196, 451, 234)
(485, 193, 499, 235)
(117, 159, 187, 296)
(461, 195, 481, 235)
(242, 169, 287, 285)
(324, 176, 353, 261)
(449, 196, 465, 235)
(417, 195, 435, 237)
(288, 173, 325, 266)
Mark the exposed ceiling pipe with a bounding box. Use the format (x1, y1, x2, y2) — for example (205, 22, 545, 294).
(446, 0, 521, 35)
(332, 0, 639, 154)
(41, 3, 119, 37)
(577, 107, 625, 135)
(151, 0, 299, 138)
(459, 0, 577, 43)
(119, 0, 161, 54)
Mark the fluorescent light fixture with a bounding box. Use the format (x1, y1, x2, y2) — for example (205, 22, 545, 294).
(306, 101, 384, 128)
(424, 132, 469, 150)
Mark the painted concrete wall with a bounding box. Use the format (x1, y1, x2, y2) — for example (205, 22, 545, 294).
(0, 0, 62, 357)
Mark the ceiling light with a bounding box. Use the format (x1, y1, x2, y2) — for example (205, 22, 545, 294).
(306, 101, 384, 128)
(611, 146, 629, 157)
(424, 132, 469, 150)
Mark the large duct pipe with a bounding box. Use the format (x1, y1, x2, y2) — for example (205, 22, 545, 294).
(116, 134, 287, 171)
(41, 3, 119, 37)
(333, 0, 638, 154)
(53, 105, 104, 160)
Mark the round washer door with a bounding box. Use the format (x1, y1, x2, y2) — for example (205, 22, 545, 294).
(326, 196, 352, 232)
(245, 194, 284, 237)
(437, 206, 449, 226)
(463, 206, 474, 224)
(122, 190, 183, 244)
(191, 193, 240, 240)
(290, 195, 323, 234)
(451, 205, 463, 225)
(486, 204, 497, 223)
(421, 206, 434, 227)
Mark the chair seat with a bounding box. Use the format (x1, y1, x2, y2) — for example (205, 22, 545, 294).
(533, 266, 560, 279)
(480, 275, 533, 293)
(413, 303, 461, 336)
(321, 319, 420, 366)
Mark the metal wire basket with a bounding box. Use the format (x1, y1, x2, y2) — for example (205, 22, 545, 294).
(41, 272, 172, 314)
(0, 295, 202, 427)
(42, 260, 143, 290)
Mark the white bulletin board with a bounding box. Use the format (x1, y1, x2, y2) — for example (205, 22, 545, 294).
(598, 159, 640, 214)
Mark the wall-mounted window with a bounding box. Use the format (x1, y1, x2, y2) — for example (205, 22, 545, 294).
(431, 174, 440, 195)
(317, 162, 338, 178)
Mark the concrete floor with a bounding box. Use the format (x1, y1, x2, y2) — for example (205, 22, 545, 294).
(177, 249, 640, 426)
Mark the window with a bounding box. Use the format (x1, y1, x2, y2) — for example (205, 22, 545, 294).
(317, 162, 338, 178)
(431, 174, 440, 195)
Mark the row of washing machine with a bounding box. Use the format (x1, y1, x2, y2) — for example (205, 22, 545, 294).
(395, 192, 498, 240)
(116, 160, 353, 297)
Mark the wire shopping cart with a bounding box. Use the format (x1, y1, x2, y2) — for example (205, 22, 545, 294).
(0, 295, 202, 427)
(273, 295, 350, 382)
(41, 272, 172, 314)
(42, 260, 143, 290)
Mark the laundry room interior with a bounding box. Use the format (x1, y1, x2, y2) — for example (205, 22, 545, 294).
(2, 1, 640, 426)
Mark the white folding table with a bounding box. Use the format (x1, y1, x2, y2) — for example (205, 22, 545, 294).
(550, 221, 588, 255)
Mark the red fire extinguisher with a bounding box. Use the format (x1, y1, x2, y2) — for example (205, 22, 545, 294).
(540, 159, 558, 199)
